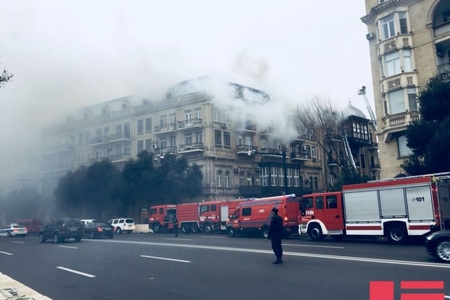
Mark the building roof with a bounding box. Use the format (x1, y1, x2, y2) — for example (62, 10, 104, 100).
(343, 101, 366, 119)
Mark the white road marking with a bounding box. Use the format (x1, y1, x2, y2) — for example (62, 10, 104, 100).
(56, 266, 95, 278)
(91, 239, 450, 269)
(58, 245, 79, 249)
(445, 296, 450, 299)
(0, 251, 13, 255)
(140, 255, 191, 263)
(284, 243, 344, 249)
(11, 241, 24, 244)
(165, 238, 192, 241)
(199, 236, 226, 239)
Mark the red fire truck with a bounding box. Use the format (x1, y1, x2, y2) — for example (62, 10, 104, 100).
(148, 200, 243, 234)
(298, 174, 450, 244)
(226, 194, 300, 238)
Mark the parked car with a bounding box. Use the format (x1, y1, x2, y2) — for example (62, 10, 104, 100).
(39, 218, 83, 243)
(17, 219, 43, 234)
(425, 230, 450, 262)
(108, 218, 135, 234)
(0, 223, 28, 237)
(83, 221, 115, 239)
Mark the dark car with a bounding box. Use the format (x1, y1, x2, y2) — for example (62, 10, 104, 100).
(39, 218, 83, 243)
(83, 221, 115, 239)
(425, 230, 450, 262)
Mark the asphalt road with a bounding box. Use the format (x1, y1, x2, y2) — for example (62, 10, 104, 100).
(0, 233, 449, 300)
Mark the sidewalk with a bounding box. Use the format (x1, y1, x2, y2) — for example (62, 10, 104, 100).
(0, 273, 52, 300)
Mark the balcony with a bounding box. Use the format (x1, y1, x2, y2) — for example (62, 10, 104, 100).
(109, 153, 131, 162)
(179, 143, 204, 153)
(325, 134, 342, 143)
(236, 145, 258, 155)
(177, 118, 203, 131)
(108, 132, 131, 142)
(89, 136, 109, 146)
(290, 152, 309, 161)
(154, 123, 177, 135)
(235, 122, 257, 133)
(434, 21, 450, 38)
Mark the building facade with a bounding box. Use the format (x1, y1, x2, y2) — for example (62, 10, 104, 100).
(39, 77, 380, 208)
(362, 0, 447, 178)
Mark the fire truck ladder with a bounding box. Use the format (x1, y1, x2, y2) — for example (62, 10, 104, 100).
(358, 85, 377, 132)
(343, 132, 357, 171)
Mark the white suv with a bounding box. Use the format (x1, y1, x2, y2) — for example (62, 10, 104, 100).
(108, 218, 135, 234)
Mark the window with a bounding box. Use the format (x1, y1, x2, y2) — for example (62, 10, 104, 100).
(278, 167, 284, 187)
(381, 14, 395, 39)
(159, 115, 166, 128)
(146, 139, 152, 151)
(271, 167, 278, 186)
(242, 208, 252, 216)
(96, 128, 102, 138)
(315, 196, 324, 209)
(398, 135, 412, 157)
(399, 12, 408, 34)
(225, 171, 230, 187)
(311, 146, 317, 159)
(385, 51, 401, 77)
(160, 138, 167, 150)
(185, 133, 192, 145)
(211, 205, 217, 212)
(195, 108, 201, 120)
(195, 131, 202, 144)
(159, 208, 163, 214)
(145, 118, 152, 132)
(138, 120, 144, 134)
(217, 170, 223, 187)
(170, 136, 176, 148)
(116, 124, 122, 135)
(215, 130, 221, 145)
(403, 49, 413, 72)
(408, 88, 417, 111)
(184, 110, 192, 123)
(238, 135, 243, 147)
(213, 109, 220, 122)
(169, 114, 176, 127)
(293, 169, 300, 187)
(389, 89, 405, 114)
(326, 195, 338, 209)
(261, 167, 269, 186)
(224, 132, 230, 147)
(137, 141, 144, 153)
(200, 205, 210, 213)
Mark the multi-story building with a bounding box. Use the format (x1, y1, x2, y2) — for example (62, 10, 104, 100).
(362, 0, 447, 178)
(39, 76, 380, 210)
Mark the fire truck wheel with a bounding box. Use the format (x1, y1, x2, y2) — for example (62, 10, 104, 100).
(386, 225, 407, 244)
(308, 224, 324, 241)
(227, 227, 235, 237)
(152, 223, 161, 233)
(181, 224, 191, 233)
(435, 238, 450, 262)
(262, 226, 270, 239)
(203, 223, 213, 234)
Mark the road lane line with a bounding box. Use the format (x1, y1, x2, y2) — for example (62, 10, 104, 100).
(140, 255, 191, 263)
(0, 251, 13, 255)
(284, 243, 344, 249)
(11, 241, 24, 244)
(165, 238, 192, 241)
(88, 239, 450, 269)
(56, 267, 95, 278)
(58, 245, 79, 249)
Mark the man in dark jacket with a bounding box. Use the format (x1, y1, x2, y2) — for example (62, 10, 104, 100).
(268, 207, 283, 264)
(172, 215, 178, 237)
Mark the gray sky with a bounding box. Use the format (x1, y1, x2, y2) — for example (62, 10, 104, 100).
(0, 0, 373, 177)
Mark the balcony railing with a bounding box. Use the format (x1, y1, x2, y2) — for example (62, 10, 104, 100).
(154, 123, 177, 134)
(179, 143, 204, 152)
(177, 118, 203, 130)
(434, 21, 450, 37)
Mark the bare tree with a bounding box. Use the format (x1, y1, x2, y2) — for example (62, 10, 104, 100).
(295, 96, 350, 175)
(0, 63, 14, 88)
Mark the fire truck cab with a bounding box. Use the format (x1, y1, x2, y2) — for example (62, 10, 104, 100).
(226, 194, 300, 238)
(148, 204, 177, 233)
